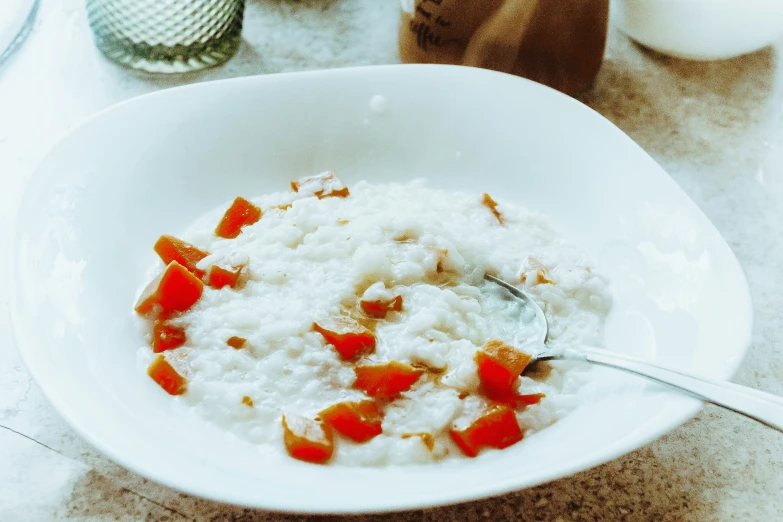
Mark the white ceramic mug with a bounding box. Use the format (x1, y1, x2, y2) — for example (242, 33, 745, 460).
(612, 0, 783, 60)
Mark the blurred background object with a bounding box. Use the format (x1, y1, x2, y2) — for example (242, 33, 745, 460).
(0, 0, 38, 66)
(612, 0, 783, 60)
(399, 0, 609, 96)
(86, 0, 245, 73)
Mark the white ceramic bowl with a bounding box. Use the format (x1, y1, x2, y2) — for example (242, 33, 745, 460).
(11, 65, 752, 513)
(613, 0, 783, 60)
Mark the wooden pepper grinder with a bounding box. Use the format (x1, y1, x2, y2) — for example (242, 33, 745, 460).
(399, 0, 609, 96)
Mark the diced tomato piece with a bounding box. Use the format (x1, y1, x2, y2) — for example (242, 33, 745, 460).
(450, 404, 523, 457)
(313, 317, 375, 360)
(475, 340, 532, 398)
(147, 355, 187, 395)
(475, 353, 516, 396)
(401, 432, 435, 451)
(152, 320, 187, 353)
(282, 414, 334, 464)
(359, 295, 403, 319)
(227, 336, 247, 349)
(135, 261, 205, 317)
(215, 197, 262, 239)
(208, 264, 242, 289)
(153, 235, 209, 278)
(319, 400, 383, 443)
(290, 171, 350, 199)
(353, 361, 424, 399)
(481, 193, 504, 225)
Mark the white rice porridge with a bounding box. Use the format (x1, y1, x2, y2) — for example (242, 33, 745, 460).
(137, 176, 611, 466)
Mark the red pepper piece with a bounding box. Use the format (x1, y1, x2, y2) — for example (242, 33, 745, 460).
(153, 235, 209, 278)
(147, 355, 187, 395)
(135, 261, 204, 317)
(282, 414, 334, 464)
(353, 361, 423, 399)
(359, 295, 403, 319)
(319, 400, 383, 443)
(313, 317, 375, 361)
(215, 197, 262, 239)
(152, 320, 187, 353)
(450, 404, 523, 457)
(208, 264, 242, 289)
(475, 340, 532, 398)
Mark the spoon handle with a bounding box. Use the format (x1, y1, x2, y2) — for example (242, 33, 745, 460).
(556, 346, 783, 433)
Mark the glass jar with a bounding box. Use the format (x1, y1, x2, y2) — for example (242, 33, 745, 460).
(399, 0, 609, 96)
(0, 0, 39, 65)
(86, 0, 245, 73)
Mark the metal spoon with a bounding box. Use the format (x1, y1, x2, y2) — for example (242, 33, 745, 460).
(485, 274, 783, 433)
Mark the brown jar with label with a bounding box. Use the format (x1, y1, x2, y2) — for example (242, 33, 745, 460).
(399, 0, 609, 96)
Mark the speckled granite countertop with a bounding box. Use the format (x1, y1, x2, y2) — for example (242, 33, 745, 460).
(1, 1, 781, 521)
